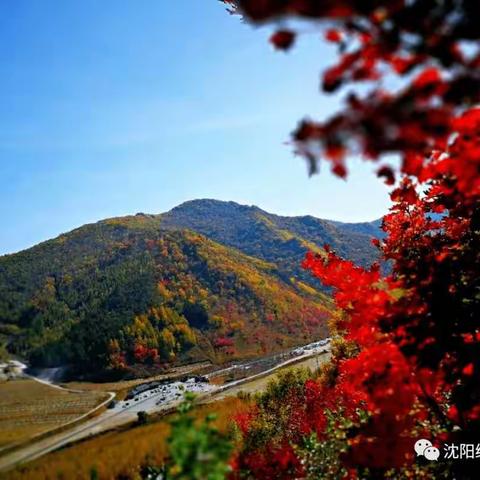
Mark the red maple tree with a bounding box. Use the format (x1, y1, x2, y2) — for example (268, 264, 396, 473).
(223, 1, 480, 477)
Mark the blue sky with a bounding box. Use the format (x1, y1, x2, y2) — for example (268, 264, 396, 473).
(0, 1, 391, 255)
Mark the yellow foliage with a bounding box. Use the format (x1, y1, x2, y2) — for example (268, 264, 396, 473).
(157, 282, 173, 301)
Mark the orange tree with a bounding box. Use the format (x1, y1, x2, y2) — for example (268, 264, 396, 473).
(222, 1, 480, 478)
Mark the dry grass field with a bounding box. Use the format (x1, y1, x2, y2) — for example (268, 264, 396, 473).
(0, 379, 107, 451)
(4, 397, 250, 480)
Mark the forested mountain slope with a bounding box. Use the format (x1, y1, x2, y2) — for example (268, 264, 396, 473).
(161, 199, 381, 287)
(0, 200, 381, 377)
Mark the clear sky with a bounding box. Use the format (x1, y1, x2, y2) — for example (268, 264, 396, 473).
(0, 0, 391, 255)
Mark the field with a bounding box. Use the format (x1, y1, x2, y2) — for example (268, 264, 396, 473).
(0, 379, 108, 451)
(4, 397, 250, 480)
(2, 353, 329, 479)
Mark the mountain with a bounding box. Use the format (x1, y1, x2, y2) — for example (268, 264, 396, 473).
(161, 199, 381, 287)
(329, 218, 384, 239)
(0, 200, 381, 378)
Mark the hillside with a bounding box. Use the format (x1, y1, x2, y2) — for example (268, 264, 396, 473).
(0, 200, 381, 377)
(161, 199, 381, 288)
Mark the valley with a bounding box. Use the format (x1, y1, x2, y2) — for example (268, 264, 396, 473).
(0, 338, 331, 475)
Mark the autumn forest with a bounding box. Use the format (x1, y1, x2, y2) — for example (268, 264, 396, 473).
(1, 1, 480, 479)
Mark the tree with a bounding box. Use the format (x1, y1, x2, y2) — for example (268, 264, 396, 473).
(225, 0, 480, 177)
(137, 411, 149, 425)
(164, 393, 234, 480)
(224, 1, 480, 478)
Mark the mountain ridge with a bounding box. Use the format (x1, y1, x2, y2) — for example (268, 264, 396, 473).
(0, 199, 381, 259)
(160, 199, 381, 287)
